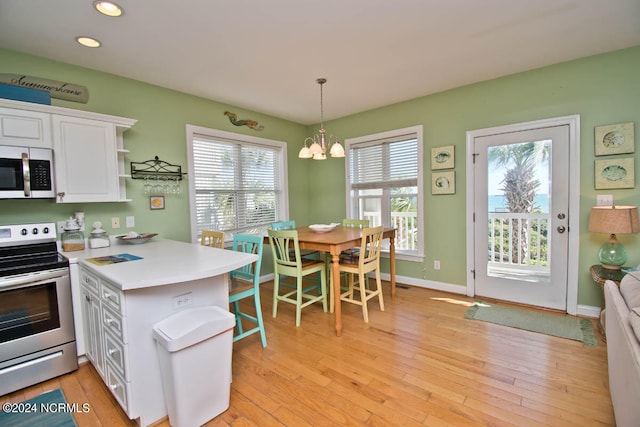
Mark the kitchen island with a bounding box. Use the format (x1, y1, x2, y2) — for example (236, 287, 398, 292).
(66, 238, 256, 427)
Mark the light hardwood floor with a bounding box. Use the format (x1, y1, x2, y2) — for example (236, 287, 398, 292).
(1, 281, 615, 426)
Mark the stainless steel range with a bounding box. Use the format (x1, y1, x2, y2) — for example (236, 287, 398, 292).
(0, 222, 77, 395)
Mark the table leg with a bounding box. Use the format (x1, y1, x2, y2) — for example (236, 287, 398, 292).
(331, 252, 342, 336)
(390, 234, 396, 298)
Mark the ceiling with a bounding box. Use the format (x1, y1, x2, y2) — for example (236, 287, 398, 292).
(1, 1, 639, 125)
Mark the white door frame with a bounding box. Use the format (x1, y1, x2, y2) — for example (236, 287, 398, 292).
(465, 115, 580, 315)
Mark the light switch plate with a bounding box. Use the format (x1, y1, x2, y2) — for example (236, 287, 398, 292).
(126, 216, 135, 228)
(112, 217, 120, 228)
(596, 194, 613, 206)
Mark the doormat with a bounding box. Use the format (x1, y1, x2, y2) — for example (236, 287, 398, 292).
(464, 301, 598, 346)
(0, 389, 78, 427)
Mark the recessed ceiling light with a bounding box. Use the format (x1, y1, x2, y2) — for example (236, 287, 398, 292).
(94, 1, 123, 17)
(76, 36, 102, 48)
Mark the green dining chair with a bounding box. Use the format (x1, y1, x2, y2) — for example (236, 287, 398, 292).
(271, 220, 319, 258)
(229, 234, 267, 347)
(268, 229, 327, 327)
(271, 220, 322, 293)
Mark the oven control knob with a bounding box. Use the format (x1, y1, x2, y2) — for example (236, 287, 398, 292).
(21, 228, 28, 236)
(43, 227, 50, 234)
(32, 227, 39, 235)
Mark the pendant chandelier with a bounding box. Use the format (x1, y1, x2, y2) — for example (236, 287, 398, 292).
(298, 78, 345, 160)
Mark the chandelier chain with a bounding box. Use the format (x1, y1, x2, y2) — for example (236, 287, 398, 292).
(319, 79, 325, 130)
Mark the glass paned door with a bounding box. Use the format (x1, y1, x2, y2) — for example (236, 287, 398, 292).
(473, 125, 569, 310)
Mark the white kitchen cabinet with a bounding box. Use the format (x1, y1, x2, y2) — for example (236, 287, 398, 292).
(52, 115, 120, 202)
(79, 266, 131, 414)
(79, 270, 105, 377)
(0, 98, 136, 203)
(0, 107, 52, 148)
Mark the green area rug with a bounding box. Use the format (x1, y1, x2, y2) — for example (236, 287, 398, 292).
(0, 389, 78, 427)
(465, 301, 598, 346)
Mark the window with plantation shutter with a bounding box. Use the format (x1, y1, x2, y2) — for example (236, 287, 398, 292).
(345, 125, 424, 260)
(186, 125, 288, 242)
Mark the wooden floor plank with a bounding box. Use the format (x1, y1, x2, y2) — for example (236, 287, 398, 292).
(1, 281, 615, 426)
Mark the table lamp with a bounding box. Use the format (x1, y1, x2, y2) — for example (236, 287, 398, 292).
(588, 205, 640, 270)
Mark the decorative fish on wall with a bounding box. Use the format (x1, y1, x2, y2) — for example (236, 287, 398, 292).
(224, 111, 264, 131)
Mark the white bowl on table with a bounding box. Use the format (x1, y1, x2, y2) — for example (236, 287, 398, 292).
(308, 224, 338, 233)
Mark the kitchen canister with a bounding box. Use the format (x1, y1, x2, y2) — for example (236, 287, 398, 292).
(89, 221, 110, 249)
(61, 217, 85, 252)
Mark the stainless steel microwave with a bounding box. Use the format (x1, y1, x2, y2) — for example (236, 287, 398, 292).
(0, 145, 55, 198)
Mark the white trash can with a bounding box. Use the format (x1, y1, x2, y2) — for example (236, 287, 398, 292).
(153, 305, 235, 427)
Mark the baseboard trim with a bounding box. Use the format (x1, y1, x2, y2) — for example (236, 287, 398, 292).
(262, 272, 601, 318)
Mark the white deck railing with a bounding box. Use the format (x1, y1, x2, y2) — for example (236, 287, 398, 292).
(357, 211, 549, 272)
(363, 211, 417, 251)
(488, 212, 550, 274)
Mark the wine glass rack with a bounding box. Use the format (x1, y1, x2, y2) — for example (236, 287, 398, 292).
(130, 156, 186, 181)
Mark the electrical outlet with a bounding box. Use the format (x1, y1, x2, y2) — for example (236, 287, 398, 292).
(172, 292, 193, 310)
(434, 260, 441, 270)
(126, 216, 135, 228)
(111, 217, 120, 229)
(57, 221, 66, 233)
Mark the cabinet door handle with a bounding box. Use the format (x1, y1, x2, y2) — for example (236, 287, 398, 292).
(108, 348, 117, 356)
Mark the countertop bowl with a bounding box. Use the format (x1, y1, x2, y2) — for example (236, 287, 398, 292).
(308, 224, 337, 233)
(116, 233, 158, 244)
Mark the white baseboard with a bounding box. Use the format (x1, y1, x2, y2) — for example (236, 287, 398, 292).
(576, 304, 601, 319)
(379, 273, 602, 318)
(378, 272, 467, 295)
(263, 272, 602, 319)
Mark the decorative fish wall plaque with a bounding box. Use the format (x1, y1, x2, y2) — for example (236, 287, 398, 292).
(0, 74, 89, 103)
(224, 111, 264, 131)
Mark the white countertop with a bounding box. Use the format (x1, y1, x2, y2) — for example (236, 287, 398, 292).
(63, 238, 257, 291)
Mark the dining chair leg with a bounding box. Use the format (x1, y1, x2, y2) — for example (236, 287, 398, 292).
(254, 291, 267, 347)
(348, 273, 356, 300)
(233, 300, 244, 335)
(320, 267, 328, 312)
(296, 276, 303, 327)
(272, 274, 280, 319)
(375, 271, 385, 312)
(358, 272, 369, 323)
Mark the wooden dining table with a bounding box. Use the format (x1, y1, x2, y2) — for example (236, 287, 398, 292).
(267, 225, 397, 336)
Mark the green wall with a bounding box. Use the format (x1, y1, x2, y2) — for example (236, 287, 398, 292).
(310, 45, 640, 308)
(2, 46, 640, 308)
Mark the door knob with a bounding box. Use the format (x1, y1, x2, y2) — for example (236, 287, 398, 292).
(557, 225, 566, 233)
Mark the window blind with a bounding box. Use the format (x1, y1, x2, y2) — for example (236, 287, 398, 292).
(192, 134, 281, 233)
(349, 135, 418, 190)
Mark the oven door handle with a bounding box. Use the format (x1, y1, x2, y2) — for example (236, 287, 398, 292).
(22, 152, 31, 197)
(0, 268, 68, 291)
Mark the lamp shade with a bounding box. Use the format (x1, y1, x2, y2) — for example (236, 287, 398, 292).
(298, 146, 312, 158)
(588, 205, 640, 234)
